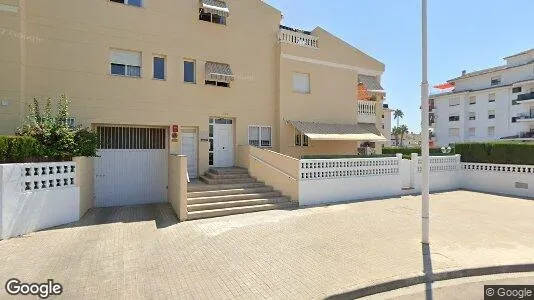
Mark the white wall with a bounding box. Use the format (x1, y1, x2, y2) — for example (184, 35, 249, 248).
(0, 163, 80, 239)
(461, 163, 534, 198)
(298, 155, 402, 206)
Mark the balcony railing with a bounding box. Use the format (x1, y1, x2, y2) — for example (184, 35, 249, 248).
(279, 28, 319, 49)
(516, 92, 534, 102)
(357, 100, 377, 123)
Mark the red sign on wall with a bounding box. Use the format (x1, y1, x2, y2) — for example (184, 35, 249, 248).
(172, 125, 179, 133)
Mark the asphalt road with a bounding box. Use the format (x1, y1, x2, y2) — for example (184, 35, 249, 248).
(365, 273, 534, 300)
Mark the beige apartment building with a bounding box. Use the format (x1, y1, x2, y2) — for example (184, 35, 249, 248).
(1, 0, 387, 208)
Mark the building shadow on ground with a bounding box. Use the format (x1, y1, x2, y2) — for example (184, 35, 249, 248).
(50, 203, 178, 231)
(324, 243, 435, 300)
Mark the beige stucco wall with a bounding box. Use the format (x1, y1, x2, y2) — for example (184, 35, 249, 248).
(248, 146, 299, 202)
(278, 28, 386, 158)
(73, 156, 94, 217)
(1, 0, 282, 176)
(0, 0, 23, 135)
(168, 155, 187, 221)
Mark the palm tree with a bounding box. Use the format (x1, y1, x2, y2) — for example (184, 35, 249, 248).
(399, 125, 409, 147)
(393, 109, 404, 127)
(392, 126, 401, 146)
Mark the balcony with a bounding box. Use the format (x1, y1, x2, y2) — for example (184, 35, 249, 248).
(279, 27, 319, 49)
(357, 100, 377, 123)
(515, 92, 534, 104)
(515, 112, 534, 122)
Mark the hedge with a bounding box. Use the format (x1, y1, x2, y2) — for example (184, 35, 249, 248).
(301, 154, 396, 159)
(382, 147, 451, 156)
(0, 136, 43, 163)
(455, 142, 534, 165)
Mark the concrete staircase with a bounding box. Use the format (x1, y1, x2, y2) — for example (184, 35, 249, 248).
(187, 168, 294, 220)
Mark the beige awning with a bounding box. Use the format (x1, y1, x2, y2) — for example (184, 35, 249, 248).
(205, 61, 234, 83)
(288, 120, 387, 142)
(200, 0, 229, 17)
(358, 75, 384, 92)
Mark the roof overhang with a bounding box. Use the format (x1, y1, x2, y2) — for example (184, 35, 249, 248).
(288, 120, 387, 142)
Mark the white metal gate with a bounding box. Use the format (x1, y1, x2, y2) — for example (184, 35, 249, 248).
(95, 126, 168, 207)
(181, 132, 198, 178)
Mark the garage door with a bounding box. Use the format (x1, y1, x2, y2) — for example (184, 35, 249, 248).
(95, 126, 168, 207)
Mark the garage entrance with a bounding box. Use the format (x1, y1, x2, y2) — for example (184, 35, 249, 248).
(94, 125, 168, 207)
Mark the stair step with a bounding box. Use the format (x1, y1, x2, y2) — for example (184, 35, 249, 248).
(188, 197, 290, 212)
(209, 168, 248, 175)
(204, 172, 251, 180)
(200, 176, 257, 185)
(188, 186, 274, 198)
(188, 191, 282, 204)
(187, 182, 266, 193)
(187, 202, 295, 220)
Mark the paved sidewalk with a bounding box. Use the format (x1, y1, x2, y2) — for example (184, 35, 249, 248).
(0, 191, 533, 299)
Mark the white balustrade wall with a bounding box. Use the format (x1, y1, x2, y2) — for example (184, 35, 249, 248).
(461, 163, 534, 198)
(412, 155, 462, 193)
(279, 29, 319, 49)
(357, 100, 377, 123)
(0, 162, 80, 239)
(299, 155, 403, 206)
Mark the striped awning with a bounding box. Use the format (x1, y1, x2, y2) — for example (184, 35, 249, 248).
(200, 0, 229, 17)
(288, 120, 387, 142)
(205, 61, 234, 83)
(358, 75, 384, 92)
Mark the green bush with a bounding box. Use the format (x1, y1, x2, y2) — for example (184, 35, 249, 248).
(73, 128, 99, 157)
(0, 136, 43, 163)
(301, 154, 396, 159)
(382, 147, 450, 156)
(455, 142, 534, 165)
(13, 95, 99, 162)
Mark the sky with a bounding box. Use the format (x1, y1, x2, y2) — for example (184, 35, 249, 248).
(264, 0, 534, 132)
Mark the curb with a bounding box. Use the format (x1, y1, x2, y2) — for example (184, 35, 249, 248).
(324, 263, 534, 299)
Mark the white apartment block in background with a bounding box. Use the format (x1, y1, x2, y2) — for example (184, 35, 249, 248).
(430, 48, 534, 146)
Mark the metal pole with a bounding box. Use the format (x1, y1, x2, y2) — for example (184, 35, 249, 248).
(421, 0, 430, 244)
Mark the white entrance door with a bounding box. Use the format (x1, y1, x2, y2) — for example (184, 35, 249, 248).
(213, 122, 234, 167)
(94, 126, 168, 207)
(181, 132, 198, 178)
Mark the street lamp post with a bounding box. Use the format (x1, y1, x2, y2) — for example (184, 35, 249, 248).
(421, 0, 430, 245)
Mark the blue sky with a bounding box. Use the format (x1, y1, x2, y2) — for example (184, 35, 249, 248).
(264, 0, 533, 132)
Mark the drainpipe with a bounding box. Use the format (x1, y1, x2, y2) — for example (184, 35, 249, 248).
(19, 0, 26, 126)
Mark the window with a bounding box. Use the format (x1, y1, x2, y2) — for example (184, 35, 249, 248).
(468, 127, 475, 137)
(449, 115, 460, 122)
(468, 96, 476, 105)
(490, 76, 501, 86)
(488, 110, 496, 119)
(248, 126, 272, 147)
(488, 126, 495, 137)
(468, 112, 476, 121)
(488, 93, 496, 102)
(449, 128, 460, 137)
(512, 87, 522, 93)
(184, 60, 196, 83)
(205, 80, 229, 87)
(295, 130, 309, 147)
(66, 117, 76, 128)
(153, 56, 165, 80)
(449, 97, 460, 106)
(293, 72, 310, 94)
(110, 0, 142, 7)
(110, 49, 141, 77)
